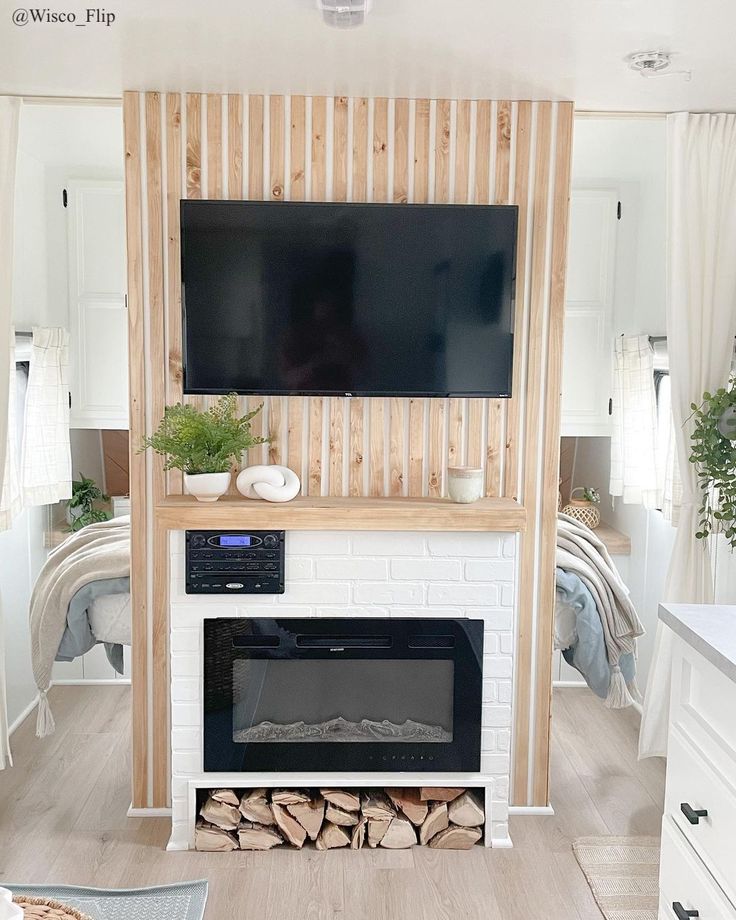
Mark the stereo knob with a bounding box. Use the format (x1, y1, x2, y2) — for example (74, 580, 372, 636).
(263, 534, 278, 549)
(191, 534, 206, 548)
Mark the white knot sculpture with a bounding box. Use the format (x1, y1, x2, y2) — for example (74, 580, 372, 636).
(236, 464, 301, 503)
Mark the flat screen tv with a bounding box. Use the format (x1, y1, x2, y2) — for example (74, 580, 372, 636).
(181, 200, 517, 397)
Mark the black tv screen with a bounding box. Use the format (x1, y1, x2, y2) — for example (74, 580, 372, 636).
(181, 200, 517, 397)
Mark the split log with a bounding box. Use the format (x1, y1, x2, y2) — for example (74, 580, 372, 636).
(321, 788, 360, 812)
(361, 791, 396, 820)
(315, 821, 351, 850)
(428, 826, 482, 850)
(287, 795, 325, 841)
(271, 789, 310, 806)
(367, 818, 391, 848)
(419, 802, 449, 845)
(237, 821, 283, 850)
(379, 816, 417, 849)
(200, 796, 241, 831)
(211, 788, 240, 806)
(386, 788, 428, 826)
(325, 802, 360, 827)
(272, 803, 307, 848)
(195, 819, 238, 851)
(419, 787, 465, 803)
(239, 789, 275, 825)
(448, 791, 484, 828)
(351, 817, 367, 850)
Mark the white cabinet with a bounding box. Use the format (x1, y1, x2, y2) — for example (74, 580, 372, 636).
(67, 179, 128, 429)
(561, 187, 618, 437)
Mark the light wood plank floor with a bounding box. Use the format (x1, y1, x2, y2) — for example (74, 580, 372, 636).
(0, 686, 665, 919)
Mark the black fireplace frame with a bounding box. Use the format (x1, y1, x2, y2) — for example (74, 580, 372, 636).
(203, 617, 483, 773)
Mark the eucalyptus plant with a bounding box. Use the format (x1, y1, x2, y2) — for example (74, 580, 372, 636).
(141, 393, 268, 475)
(689, 380, 736, 549)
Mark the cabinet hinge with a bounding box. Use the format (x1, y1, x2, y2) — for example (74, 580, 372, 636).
(608, 397, 613, 416)
(62, 188, 68, 208)
(617, 200, 622, 220)
(68, 391, 72, 409)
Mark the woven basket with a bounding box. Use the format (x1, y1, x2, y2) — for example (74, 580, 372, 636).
(561, 488, 601, 530)
(13, 897, 92, 920)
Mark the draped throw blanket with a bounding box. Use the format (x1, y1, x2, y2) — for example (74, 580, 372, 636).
(21, 326, 72, 507)
(557, 512, 644, 708)
(29, 516, 130, 737)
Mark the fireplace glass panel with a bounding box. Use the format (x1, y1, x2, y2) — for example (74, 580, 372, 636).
(232, 659, 454, 744)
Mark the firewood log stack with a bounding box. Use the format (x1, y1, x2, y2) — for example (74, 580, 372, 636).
(195, 786, 484, 851)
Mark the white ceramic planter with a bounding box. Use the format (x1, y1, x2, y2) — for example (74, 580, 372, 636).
(183, 471, 231, 503)
(0, 889, 23, 920)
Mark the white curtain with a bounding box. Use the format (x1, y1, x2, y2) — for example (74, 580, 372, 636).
(21, 327, 72, 507)
(0, 96, 20, 771)
(609, 334, 661, 509)
(639, 112, 736, 758)
(0, 332, 23, 531)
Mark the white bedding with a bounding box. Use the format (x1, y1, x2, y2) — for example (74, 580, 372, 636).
(88, 593, 132, 646)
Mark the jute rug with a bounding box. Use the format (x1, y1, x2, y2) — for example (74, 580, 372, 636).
(572, 836, 660, 920)
(4, 881, 208, 920)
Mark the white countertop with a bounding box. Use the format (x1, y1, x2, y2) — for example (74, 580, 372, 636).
(659, 603, 736, 684)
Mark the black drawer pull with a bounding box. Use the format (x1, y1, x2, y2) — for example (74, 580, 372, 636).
(672, 902, 699, 919)
(680, 802, 708, 825)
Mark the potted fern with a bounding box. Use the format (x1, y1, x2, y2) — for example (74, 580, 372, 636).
(142, 394, 267, 502)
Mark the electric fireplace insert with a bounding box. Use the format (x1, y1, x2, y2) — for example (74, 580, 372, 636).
(203, 617, 483, 773)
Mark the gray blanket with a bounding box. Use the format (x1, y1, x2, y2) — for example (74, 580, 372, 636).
(556, 568, 636, 701)
(55, 576, 130, 674)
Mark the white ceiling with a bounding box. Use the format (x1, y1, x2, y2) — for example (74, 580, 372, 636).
(1, 0, 735, 111)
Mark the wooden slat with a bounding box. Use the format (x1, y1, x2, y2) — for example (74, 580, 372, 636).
(427, 398, 444, 497)
(372, 98, 388, 203)
(388, 396, 404, 496)
(288, 397, 304, 487)
(145, 92, 168, 807)
(165, 93, 183, 495)
(122, 91, 148, 809)
(408, 398, 424, 495)
(311, 97, 326, 200)
(247, 396, 265, 467)
(454, 99, 471, 204)
(157, 494, 528, 533)
(513, 101, 553, 806)
(308, 396, 324, 495)
(248, 95, 264, 198)
(227, 94, 243, 198)
(413, 99, 430, 203)
(352, 97, 368, 202)
(434, 99, 451, 203)
(269, 95, 284, 200)
(447, 398, 464, 468)
(369, 397, 385, 496)
(467, 399, 484, 469)
(268, 396, 285, 465)
(495, 100, 512, 203)
(393, 99, 409, 204)
(485, 399, 502, 496)
(185, 93, 201, 199)
(349, 398, 364, 497)
(206, 94, 222, 197)
(333, 96, 348, 201)
(474, 100, 492, 204)
(504, 100, 532, 500)
(329, 399, 345, 496)
(290, 95, 306, 201)
(533, 103, 574, 805)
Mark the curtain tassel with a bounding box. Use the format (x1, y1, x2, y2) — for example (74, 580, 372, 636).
(35, 689, 56, 738)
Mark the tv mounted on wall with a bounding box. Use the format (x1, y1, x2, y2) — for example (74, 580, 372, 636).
(181, 199, 517, 398)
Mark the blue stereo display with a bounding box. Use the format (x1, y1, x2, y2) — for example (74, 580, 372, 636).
(220, 535, 252, 546)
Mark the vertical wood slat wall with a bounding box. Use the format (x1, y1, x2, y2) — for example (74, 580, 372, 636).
(123, 92, 573, 809)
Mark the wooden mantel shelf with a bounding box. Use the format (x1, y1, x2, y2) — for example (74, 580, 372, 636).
(156, 495, 527, 533)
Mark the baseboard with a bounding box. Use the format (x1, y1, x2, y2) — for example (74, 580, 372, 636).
(508, 804, 555, 816)
(491, 834, 514, 848)
(51, 678, 131, 686)
(8, 694, 40, 737)
(127, 804, 173, 818)
(553, 680, 588, 689)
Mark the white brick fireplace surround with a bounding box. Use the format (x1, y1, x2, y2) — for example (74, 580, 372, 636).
(168, 528, 517, 850)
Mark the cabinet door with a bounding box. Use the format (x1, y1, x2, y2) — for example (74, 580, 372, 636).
(561, 188, 617, 437)
(67, 180, 128, 429)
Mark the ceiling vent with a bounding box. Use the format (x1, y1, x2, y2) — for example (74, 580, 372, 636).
(627, 50, 692, 81)
(317, 0, 373, 28)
